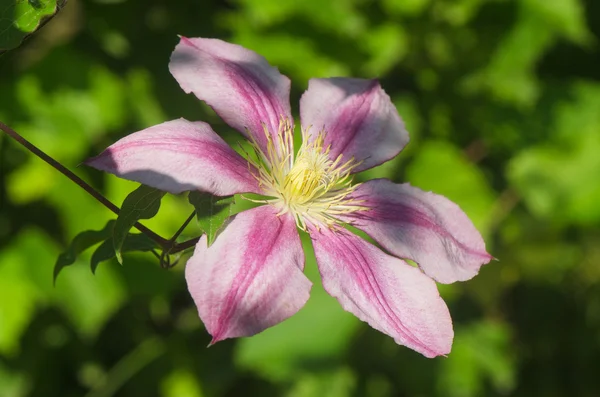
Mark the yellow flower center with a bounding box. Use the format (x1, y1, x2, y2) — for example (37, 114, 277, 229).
(245, 118, 365, 230)
(285, 151, 330, 201)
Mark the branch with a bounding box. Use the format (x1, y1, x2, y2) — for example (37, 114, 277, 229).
(0, 120, 169, 247)
(160, 210, 196, 268)
(170, 236, 200, 254)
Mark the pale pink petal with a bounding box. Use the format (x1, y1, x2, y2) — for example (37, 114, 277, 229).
(310, 226, 453, 358)
(299, 78, 409, 172)
(341, 179, 493, 284)
(185, 205, 312, 343)
(170, 37, 292, 157)
(85, 118, 260, 196)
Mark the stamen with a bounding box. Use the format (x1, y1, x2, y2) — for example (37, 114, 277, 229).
(243, 117, 367, 230)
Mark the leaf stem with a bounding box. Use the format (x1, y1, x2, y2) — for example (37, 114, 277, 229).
(170, 237, 200, 254)
(168, 210, 196, 246)
(159, 210, 196, 268)
(0, 120, 169, 246)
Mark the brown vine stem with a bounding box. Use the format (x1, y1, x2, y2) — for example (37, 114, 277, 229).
(160, 211, 196, 267)
(0, 120, 169, 247)
(170, 236, 200, 255)
(169, 211, 196, 246)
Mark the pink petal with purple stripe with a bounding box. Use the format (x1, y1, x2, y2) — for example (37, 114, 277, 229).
(341, 179, 493, 284)
(170, 37, 293, 158)
(85, 118, 260, 196)
(310, 226, 453, 358)
(185, 205, 312, 343)
(300, 78, 409, 172)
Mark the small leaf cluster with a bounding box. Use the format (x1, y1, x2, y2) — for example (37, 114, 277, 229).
(53, 185, 234, 282)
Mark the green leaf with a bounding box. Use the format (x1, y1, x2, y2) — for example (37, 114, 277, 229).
(0, 0, 66, 53)
(53, 220, 115, 284)
(188, 191, 234, 246)
(0, 261, 39, 355)
(113, 184, 165, 264)
(90, 233, 159, 274)
(286, 367, 356, 397)
(361, 23, 407, 76)
(523, 0, 593, 45)
(161, 370, 204, 397)
(508, 82, 600, 226)
(54, 259, 126, 339)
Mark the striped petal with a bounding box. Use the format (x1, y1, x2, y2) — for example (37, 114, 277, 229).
(85, 118, 260, 196)
(300, 78, 409, 172)
(170, 37, 293, 159)
(310, 226, 453, 358)
(185, 205, 312, 343)
(341, 179, 493, 284)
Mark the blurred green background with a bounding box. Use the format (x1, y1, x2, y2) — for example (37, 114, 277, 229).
(1, 0, 600, 396)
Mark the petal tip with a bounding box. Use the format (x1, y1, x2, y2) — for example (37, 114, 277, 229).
(178, 35, 194, 46)
(83, 152, 108, 170)
(412, 325, 453, 358)
(208, 333, 227, 347)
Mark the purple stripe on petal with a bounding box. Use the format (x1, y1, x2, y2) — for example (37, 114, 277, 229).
(300, 78, 409, 172)
(185, 205, 311, 343)
(310, 226, 453, 358)
(85, 118, 260, 196)
(169, 37, 293, 158)
(340, 179, 493, 284)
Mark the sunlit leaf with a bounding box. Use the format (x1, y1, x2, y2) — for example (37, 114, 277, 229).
(523, 0, 593, 44)
(0, 257, 39, 355)
(53, 220, 115, 283)
(286, 367, 355, 397)
(1, 228, 125, 352)
(54, 259, 126, 339)
(461, 0, 592, 107)
(113, 184, 165, 264)
(361, 23, 407, 76)
(508, 82, 600, 226)
(161, 370, 204, 397)
(188, 191, 234, 246)
(0, 0, 66, 53)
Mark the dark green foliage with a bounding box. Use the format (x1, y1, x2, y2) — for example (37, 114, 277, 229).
(188, 191, 234, 246)
(90, 233, 159, 274)
(1, 0, 600, 396)
(113, 185, 164, 264)
(53, 220, 114, 284)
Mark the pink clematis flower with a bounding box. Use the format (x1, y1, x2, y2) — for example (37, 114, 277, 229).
(87, 37, 492, 358)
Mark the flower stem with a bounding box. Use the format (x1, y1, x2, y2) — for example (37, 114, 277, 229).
(0, 120, 169, 247)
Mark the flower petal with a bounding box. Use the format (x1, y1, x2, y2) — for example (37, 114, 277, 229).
(300, 78, 409, 172)
(185, 205, 312, 343)
(341, 179, 493, 284)
(170, 37, 292, 157)
(310, 226, 453, 358)
(85, 118, 260, 196)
